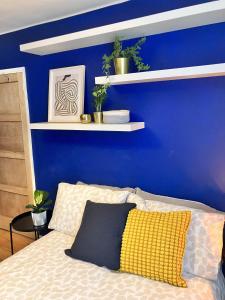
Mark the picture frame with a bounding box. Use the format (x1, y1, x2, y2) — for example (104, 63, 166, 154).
(48, 65, 85, 122)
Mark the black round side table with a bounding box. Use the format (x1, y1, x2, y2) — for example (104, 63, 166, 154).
(9, 211, 50, 255)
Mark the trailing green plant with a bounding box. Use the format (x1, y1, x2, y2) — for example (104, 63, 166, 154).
(26, 190, 52, 213)
(92, 82, 110, 112)
(102, 37, 150, 75)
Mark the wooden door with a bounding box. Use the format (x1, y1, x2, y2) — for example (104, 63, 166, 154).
(0, 69, 35, 233)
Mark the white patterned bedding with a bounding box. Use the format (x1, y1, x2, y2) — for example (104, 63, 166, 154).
(0, 231, 224, 300)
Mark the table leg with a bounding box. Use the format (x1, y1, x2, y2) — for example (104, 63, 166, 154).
(10, 223, 14, 255)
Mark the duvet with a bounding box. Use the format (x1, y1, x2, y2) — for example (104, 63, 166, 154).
(0, 231, 224, 300)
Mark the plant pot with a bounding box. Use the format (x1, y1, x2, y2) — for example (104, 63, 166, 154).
(114, 57, 129, 75)
(31, 211, 47, 226)
(93, 112, 103, 123)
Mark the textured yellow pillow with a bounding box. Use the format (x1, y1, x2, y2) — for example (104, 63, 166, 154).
(120, 209, 191, 287)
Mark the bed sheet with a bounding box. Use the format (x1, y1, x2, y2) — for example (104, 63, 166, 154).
(0, 231, 224, 300)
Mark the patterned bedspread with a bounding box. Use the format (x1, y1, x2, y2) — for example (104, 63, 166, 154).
(0, 231, 224, 300)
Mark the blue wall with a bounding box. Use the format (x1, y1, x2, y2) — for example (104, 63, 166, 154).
(1, 0, 225, 211)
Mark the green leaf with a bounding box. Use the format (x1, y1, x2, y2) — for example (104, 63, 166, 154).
(101, 36, 149, 76)
(25, 204, 35, 209)
(92, 83, 110, 112)
(31, 189, 50, 210)
(42, 199, 52, 208)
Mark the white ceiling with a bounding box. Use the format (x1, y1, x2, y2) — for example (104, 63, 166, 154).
(0, 0, 128, 35)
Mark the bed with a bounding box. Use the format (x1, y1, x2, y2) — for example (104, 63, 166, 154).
(0, 183, 224, 300)
(0, 230, 224, 300)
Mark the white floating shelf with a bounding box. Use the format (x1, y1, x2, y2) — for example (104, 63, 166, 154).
(95, 63, 225, 85)
(20, 1, 225, 55)
(29, 122, 145, 132)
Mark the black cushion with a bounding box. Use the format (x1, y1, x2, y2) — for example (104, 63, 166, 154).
(65, 200, 136, 270)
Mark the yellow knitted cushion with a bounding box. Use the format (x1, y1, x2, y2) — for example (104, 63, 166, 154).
(120, 209, 191, 287)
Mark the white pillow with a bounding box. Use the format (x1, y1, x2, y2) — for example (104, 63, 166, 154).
(127, 193, 146, 210)
(76, 181, 135, 193)
(136, 187, 221, 213)
(145, 200, 224, 281)
(49, 183, 130, 236)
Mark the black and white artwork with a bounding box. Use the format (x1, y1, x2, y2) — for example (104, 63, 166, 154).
(48, 66, 85, 122)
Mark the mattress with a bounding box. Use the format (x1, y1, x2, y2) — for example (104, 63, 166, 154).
(0, 231, 224, 300)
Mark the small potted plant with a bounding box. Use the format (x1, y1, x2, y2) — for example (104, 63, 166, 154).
(26, 190, 52, 226)
(102, 36, 150, 75)
(92, 82, 110, 123)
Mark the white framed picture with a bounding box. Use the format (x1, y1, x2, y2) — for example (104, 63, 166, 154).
(48, 65, 85, 122)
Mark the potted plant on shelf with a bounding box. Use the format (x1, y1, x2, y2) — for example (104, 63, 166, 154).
(26, 190, 52, 226)
(92, 82, 110, 123)
(102, 36, 150, 75)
